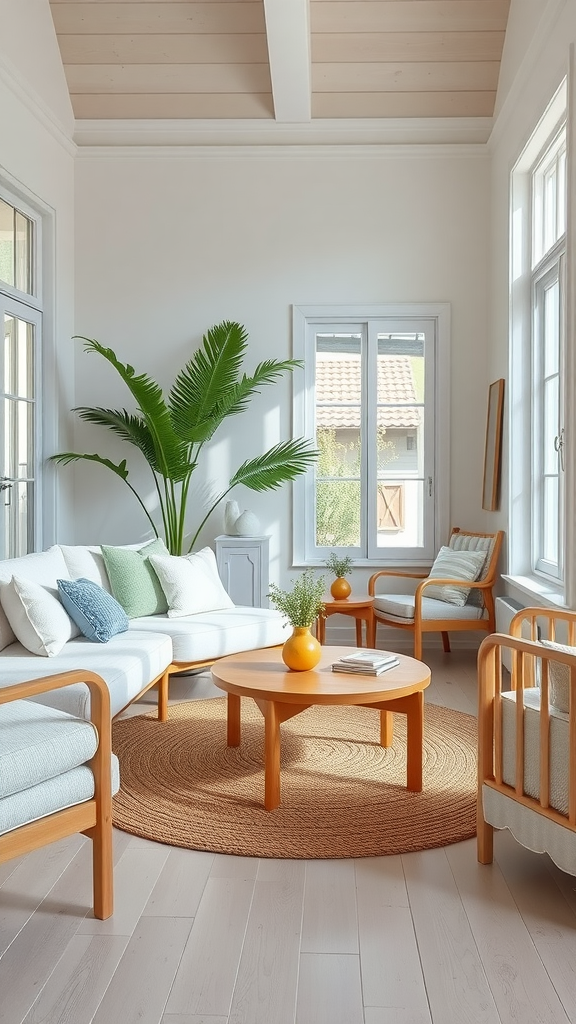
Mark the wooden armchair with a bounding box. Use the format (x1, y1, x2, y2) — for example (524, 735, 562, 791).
(478, 608, 576, 876)
(0, 670, 116, 919)
(368, 527, 504, 660)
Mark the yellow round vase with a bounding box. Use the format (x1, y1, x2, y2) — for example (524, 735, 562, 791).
(282, 626, 322, 671)
(330, 577, 352, 600)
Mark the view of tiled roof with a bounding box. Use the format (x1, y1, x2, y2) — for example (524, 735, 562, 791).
(315, 354, 421, 429)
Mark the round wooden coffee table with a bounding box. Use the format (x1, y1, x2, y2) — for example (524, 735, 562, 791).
(211, 645, 431, 810)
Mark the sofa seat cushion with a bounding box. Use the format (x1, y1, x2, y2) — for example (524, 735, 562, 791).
(0, 756, 120, 837)
(0, 699, 99, 798)
(0, 631, 173, 719)
(129, 606, 291, 663)
(373, 594, 486, 622)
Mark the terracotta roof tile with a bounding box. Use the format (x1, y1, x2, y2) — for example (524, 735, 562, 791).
(316, 355, 421, 429)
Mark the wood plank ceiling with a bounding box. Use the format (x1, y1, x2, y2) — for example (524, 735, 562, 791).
(49, 0, 511, 123)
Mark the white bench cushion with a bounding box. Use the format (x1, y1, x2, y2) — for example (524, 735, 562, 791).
(129, 606, 291, 663)
(0, 630, 173, 719)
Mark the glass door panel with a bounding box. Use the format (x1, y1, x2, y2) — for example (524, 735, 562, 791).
(1, 309, 37, 558)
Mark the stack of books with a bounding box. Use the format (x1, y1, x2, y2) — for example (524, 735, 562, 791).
(331, 649, 400, 675)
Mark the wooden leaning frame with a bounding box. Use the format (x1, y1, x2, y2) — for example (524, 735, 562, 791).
(368, 527, 504, 660)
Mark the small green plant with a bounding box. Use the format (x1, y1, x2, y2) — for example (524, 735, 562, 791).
(268, 570, 325, 628)
(325, 552, 353, 579)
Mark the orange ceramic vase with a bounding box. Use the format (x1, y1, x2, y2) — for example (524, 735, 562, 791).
(282, 626, 322, 671)
(330, 577, 351, 600)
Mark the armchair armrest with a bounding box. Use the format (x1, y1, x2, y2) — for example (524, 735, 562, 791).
(368, 569, 426, 596)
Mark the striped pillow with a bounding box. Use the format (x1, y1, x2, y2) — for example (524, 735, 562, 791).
(424, 546, 487, 607)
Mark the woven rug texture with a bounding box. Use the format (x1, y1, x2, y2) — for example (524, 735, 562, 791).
(112, 697, 477, 859)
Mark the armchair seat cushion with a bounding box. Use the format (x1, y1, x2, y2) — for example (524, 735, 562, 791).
(0, 699, 98, 798)
(0, 698, 120, 836)
(0, 757, 120, 836)
(373, 594, 486, 621)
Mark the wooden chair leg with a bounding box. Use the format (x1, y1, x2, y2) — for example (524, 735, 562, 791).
(91, 816, 114, 920)
(441, 631, 451, 653)
(157, 670, 169, 722)
(414, 629, 423, 662)
(477, 812, 494, 865)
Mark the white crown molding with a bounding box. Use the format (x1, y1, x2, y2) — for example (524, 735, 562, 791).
(0, 54, 76, 158)
(73, 116, 493, 151)
(488, 0, 567, 151)
(75, 142, 488, 161)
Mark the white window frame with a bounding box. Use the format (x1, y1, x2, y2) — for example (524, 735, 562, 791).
(292, 303, 451, 568)
(0, 184, 45, 556)
(507, 79, 573, 606)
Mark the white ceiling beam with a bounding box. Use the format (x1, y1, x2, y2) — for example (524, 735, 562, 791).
(263, 0, 311, 123)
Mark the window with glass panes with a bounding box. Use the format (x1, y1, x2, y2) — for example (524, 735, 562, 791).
(293, 306, 449, 567)
(0, 194, 41, 558)
(531, 128, 566, 580)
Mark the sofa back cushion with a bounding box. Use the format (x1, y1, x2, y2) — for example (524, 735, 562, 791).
(0, 546, 71, 652)
(58, 545, 113, 592)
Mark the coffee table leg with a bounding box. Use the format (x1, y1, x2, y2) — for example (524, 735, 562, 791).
(227, 693, 241, 746)
(406, 690, 424, 791)
(262, 700, 281, 811)
(380, 710, 394, 747)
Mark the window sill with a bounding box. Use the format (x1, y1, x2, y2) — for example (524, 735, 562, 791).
(502, 574, 567, 609)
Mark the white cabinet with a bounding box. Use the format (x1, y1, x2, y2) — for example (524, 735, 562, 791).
(215, 535, 270, 608)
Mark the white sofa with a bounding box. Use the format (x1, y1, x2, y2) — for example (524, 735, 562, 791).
(0, 543, 290, 721)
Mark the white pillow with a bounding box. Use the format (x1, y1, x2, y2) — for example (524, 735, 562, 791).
(0, 545, 71, 652)
(424, 546, 487, 607)
(149, 547, 235, 618)
(0, 576, 80, 657)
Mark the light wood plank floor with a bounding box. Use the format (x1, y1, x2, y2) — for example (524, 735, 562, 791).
(2, 648, 576, 1024)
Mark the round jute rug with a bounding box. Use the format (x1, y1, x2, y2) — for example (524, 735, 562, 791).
(111, 698, 477, 859)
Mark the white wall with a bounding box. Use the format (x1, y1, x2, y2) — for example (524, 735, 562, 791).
(488, 0, 576, 581)
(74, 147, 490, 584)
(0, 0, 76, 543)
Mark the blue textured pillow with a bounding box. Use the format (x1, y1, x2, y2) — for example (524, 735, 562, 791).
(57, 578, 129, 643)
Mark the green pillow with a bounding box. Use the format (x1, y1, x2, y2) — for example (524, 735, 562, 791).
(101, 539, 169, 617)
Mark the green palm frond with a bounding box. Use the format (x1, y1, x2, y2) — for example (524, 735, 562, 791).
(78, 337, 184, 481)
(229, 439, 319, 492)
(49, 452, 130, 479)
(169, 321, 248, 440)
(73, 407, 158, 469)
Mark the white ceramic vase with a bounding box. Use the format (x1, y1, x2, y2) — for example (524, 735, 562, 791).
(224, 499, 240, 535)
(234, 509, 260, 536)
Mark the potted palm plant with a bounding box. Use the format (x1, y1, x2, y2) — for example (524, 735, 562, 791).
(268, 570, 325, 670)
(50, 321, 317, 554)
(325, 552, 353, 600)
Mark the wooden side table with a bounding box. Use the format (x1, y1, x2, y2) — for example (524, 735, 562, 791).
(317, 595, 375, 647)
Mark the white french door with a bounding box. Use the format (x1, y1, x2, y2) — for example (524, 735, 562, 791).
(0, 297, 41, 558)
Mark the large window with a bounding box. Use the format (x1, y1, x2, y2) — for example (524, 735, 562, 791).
(0, 194, 42, 558)
(509, 80, 569, 600)
(293, 305, 450, 567)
